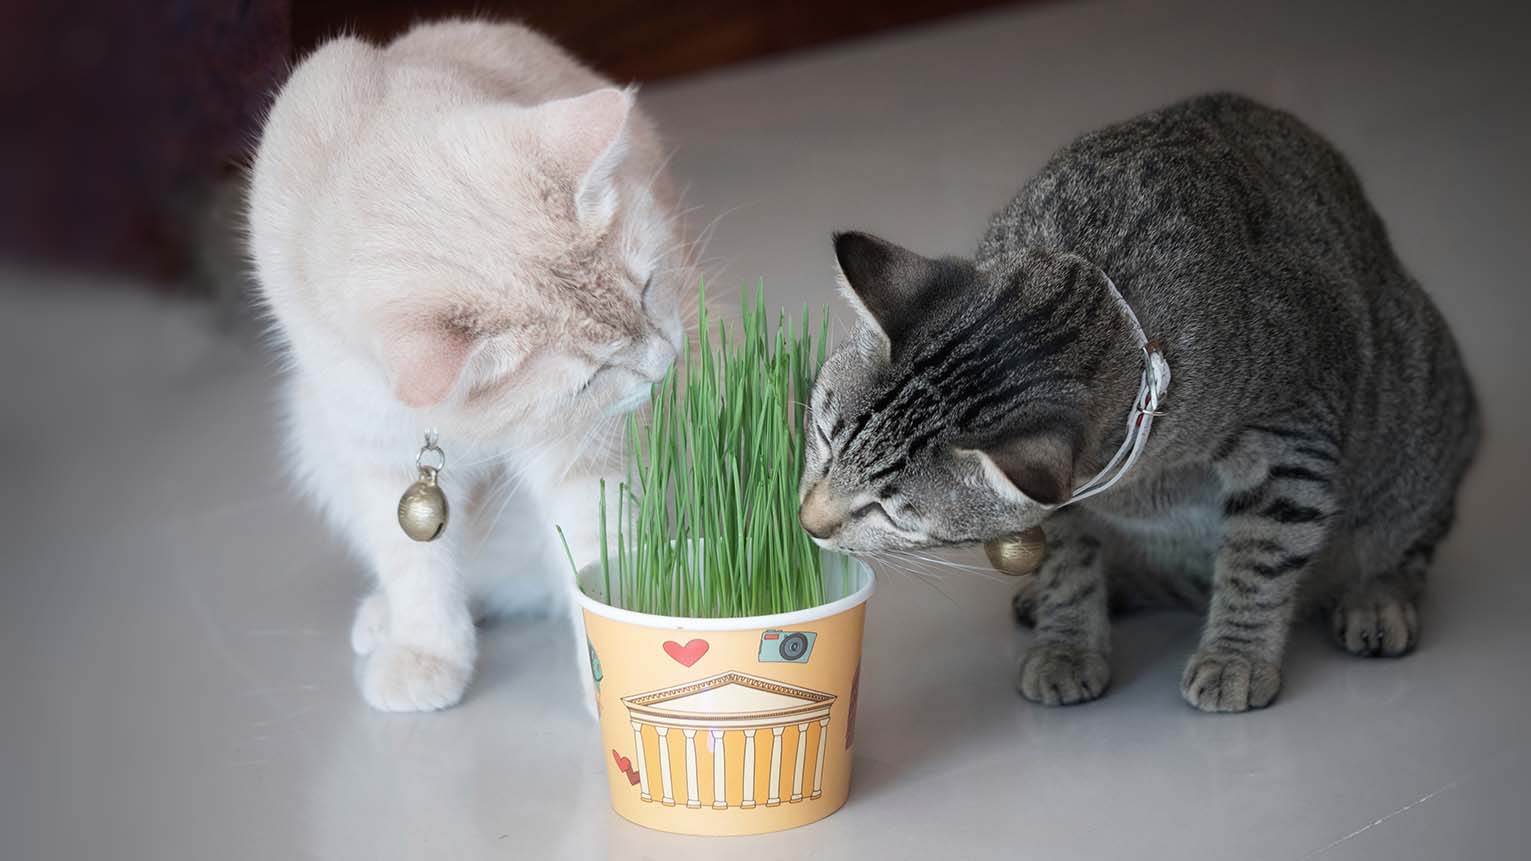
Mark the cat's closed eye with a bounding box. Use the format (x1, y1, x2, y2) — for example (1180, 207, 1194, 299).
(850, 501, 886, 521)
(578, 363, 616, 393)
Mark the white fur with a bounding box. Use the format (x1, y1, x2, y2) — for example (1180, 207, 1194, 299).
(248, 20, 690, 712)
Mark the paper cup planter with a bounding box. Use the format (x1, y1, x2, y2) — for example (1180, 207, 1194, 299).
(573, 553, 874, 836)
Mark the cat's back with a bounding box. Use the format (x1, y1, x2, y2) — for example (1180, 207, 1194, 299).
(248, 34, 385, 299)
(257, 20, 608, 158)
(982, 93, 1391, 282)
(249, 20, 662, 302)
(375, 20, 666, 170)
(383, 19, 610, 108)
(982, 94, 1478, 510)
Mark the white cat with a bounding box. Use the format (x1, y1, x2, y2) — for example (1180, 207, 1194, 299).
(247, 20, 689, 712)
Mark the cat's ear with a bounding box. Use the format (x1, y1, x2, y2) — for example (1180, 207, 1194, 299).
(378, 320, 478, 409)
(961, 430, 1076, 507)
(538, 87, 634, 230)
(832, 231, 952, 354)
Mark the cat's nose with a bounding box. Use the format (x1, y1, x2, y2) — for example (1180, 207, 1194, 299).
(798, 483, 843, 540)
(642, 335, 678, 382)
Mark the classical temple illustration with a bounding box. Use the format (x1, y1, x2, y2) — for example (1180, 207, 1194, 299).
(620, 671, 837, 809)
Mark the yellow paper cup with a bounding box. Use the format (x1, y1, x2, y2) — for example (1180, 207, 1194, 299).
(573, 553, 874, 836)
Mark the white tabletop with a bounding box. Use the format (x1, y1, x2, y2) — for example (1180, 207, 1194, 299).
(4, 0, 1529, 858)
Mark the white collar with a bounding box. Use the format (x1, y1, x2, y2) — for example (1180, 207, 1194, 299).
(1048, 272, 1170, 508)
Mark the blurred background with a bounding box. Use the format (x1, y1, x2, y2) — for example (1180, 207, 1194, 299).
(5, 2, 1530, 860)
(0, 0, 1014, 295)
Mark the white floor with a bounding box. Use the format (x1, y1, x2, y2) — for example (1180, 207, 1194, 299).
(5, 0, 1530, 858)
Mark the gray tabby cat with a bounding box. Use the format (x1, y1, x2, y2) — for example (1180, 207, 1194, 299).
(799, 93, 1479, 712)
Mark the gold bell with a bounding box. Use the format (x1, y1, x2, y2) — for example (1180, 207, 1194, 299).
(984, 526, 1047, 576)
(398, 466, 448, 542)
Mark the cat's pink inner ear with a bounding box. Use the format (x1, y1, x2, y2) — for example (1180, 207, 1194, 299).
(973, 432, 1076, 507)
(831, 231, 934, 355)
(384, 326, 475, 409)
(539, 87, 633, 226)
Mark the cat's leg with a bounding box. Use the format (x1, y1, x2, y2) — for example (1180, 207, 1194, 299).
(1011, 540, 1211, 625)
(350, 590, 389, 656)
(461, 469, 565, 622)
(1188, 427, 1340, 712)
(1330, 564, 1423, 657)
(1018, 512, 1112, 706)
(352, 466, 477, 712)
(1330, 503, 1452, 657)
(1011, 572, 1042, 626)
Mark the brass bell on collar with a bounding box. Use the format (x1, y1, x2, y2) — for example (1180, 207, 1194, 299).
(398, 466, 449, 542)
(985, 526, 1047, 577)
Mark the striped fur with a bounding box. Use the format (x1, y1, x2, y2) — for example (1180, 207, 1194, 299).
(800, 94, 1480, 712)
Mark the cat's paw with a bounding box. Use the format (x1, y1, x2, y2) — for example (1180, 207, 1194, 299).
(1011, 573, 1041, 627)
(350, 591, 390, 656)
(1018, 643, 1110, 706)
(1330, 589, 1419, 657)
(1180, 651, 1280, 712)
(361, 643, 473, 712)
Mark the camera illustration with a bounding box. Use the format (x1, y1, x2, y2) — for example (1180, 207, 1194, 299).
(758, 629, 817, 663)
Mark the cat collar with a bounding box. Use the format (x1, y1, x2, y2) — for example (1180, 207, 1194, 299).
(1053, 272, 1170, 507)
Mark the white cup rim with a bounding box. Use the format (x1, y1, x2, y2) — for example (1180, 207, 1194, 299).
(571, 553, 875, 632)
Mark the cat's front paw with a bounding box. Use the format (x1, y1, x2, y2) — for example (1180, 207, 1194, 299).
(1018, 643, 1110, 705)
(1180, 651, 1280, 712)
(1331, 589, 1419, 657)
(361, 643, 473, 712)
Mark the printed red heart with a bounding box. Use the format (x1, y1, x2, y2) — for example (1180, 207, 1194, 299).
(662, 638, 710, 667)
(626, 768, 642, 785)
(611, 750, 631, 773)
